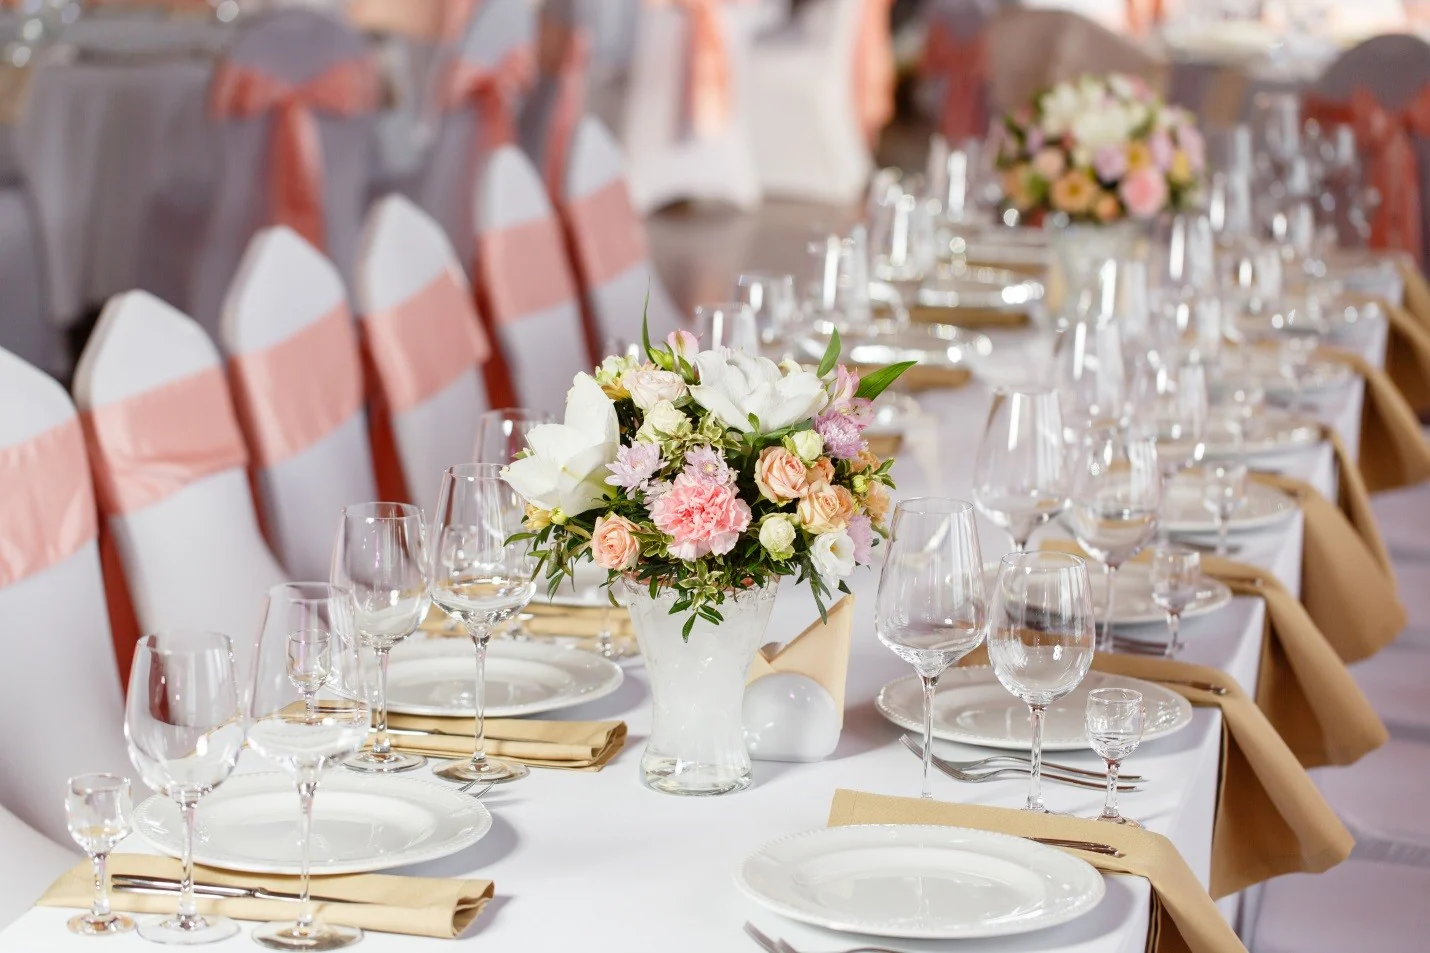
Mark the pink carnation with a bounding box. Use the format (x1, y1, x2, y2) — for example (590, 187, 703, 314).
(648, 481, 752, 560)
(1119, 168, 1169, 220)
(848, 515, 874, 565)
(1092, 145, 1128, 183)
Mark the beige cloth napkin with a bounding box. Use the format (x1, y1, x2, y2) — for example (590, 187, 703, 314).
(1316, 426, 1393, 572)
(37, 855, 492, 939)
(1394, 255, 1430, 335)
(0, 66, 31, 125)
(1320, 345, 1430, 492)
(420, 603, 635, 641)
(864, 433, 902, 459)
(1348, 295, 1430, 414)
(885, 363, 972, 392)
(746, 595, 853, 727)
(827, 790, 1247, 953)
(908, 305, 1029, 328)
(381, 716, 626, 771)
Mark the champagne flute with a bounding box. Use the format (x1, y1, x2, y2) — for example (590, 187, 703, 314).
(64, 774, 134, 936)
(474, 408, 554, 466)
(875, 499, 987, 799)
(988, 552, 1096, 813)
(1068, 426, 1162, 651)
(430, 464, 538, 784)
(1149, 546, 1202, 658)
(247, 583, 371, 951)
(124, 632, 245, 944)
(1085, 688, 1145, 826)
(332, 502, 431, 773)
(972, 387, 1070, 553)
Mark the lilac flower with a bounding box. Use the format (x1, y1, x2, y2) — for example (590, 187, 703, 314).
(606, 442, 663, 494)
(848, 515, 875, 565)
(814, 409, 866, 460)
(1092, 145, 1127, 184)
(643, 480, 673, 507)
(679, 445, 734, 487)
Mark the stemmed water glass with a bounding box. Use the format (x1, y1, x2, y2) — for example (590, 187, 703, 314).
(988, 552, 1096, 813)
(692, 302, 760, 352)
(430, 464, 538, 784)
(972, 386, 1070, 553)
(874, 499, 988, 799)
(1068, 426, 1162, 650)
(64, 774, 134, 936)
(1133, 360, 1208, 483)
(246, 583, 371, 951)
(474, 408, 554, 467)
(124, 631, 245, 944)
(735, 272, 800, 344)
(1149, 546, 1202, 658)
(1274, 300, 1327, 415)
(332, 502, 431, 773)
(1085, 688, 1145, 826)
(1203, 462, 1248, 556)
(1053, 316, 1128, 441)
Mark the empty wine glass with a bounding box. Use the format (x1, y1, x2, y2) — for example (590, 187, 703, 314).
(692, 302, 760, 352)
(332, 502, 431, 774)
(1053, 316, 1128, 441)
(1202, 461, 1248, 556)
(64, 774, 134, 936)
(474, 408, 554, 466)
(972, 386, 1070, 552)
(735, 272, 800, 344)
(124, 632, 245, 944)
(1273, 300, 1327, 414)
(1149, 546, 1202, 658)
(988, 552, 1096, 813)
(1085, 688, 1145, 826)
(875, 499, 988, 799)
(1068, 426, 1162, 650)
(430, 464, 538, 784)
(247, 583, 371, 951)
(1132, 360, 1208, 482)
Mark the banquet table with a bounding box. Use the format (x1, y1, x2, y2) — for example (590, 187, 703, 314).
(0, 307, 1388, 950)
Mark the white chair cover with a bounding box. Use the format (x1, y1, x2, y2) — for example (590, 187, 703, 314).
(1254, 859, 1430, 953)
(619, 1, 763, 212)
(356, 195, 492, 514)
(474, 144, 589, 415)
(73, 290, 286, 686)
(1349, 643, 1430, 743)
(0, 347, 127, 846)
(559, 116, 680, 346)
(748, 0, 870, 204)
(1372, 483, 1430, 561)
(0, 801, 74, 931)
(188, 8, 377, 337)
(1312, 738, 1430, 868)
(221, 226, 378, 581)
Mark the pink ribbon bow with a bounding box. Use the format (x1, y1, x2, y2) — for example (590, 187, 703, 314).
(445, 47, 537, 148)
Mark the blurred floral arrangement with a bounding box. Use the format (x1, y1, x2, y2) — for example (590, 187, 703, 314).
(993, 73, 1205, 225)
(501, 323, 912, 638)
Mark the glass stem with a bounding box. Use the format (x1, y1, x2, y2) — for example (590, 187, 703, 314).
(1026, 704, 1048, 812)
(1101, 563, 1119, 652)
(90, 852, 110, 920)
(919, 673, 939, 800)
(1164, 612, 1180, 658)
(372, 646, 392, 757)
(1011, 533, 1029, 554)
(178, 799, 200, 928)
(296, 773, 318, 934)
(597, 604, 615, 659)
(469, 628, 490, 770)
(1101, 759, 1121, 820)
(1217, 513, 1228, 556)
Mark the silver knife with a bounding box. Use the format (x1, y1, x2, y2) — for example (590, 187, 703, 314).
(112, 875, 356, 906)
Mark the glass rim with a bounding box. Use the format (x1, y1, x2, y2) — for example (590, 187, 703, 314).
(446, 462, 509, 482)
(67, 772, 129, 794)
(342, 501, 423, 521)
(1087, 687, 1144, 706)
(1150, 544, 1199, 559)
(268, 581, 352, 604)
(992, 383, 1057, 398)
(893, 497, 975, 517)
(478, 407, 552, 422)
(692, 301, 754, 315)
(998, 550, 1086, 572)
(135, 630, 234, 656)
(736, 271, 795, 285)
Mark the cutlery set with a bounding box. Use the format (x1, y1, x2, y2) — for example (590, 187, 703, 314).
(900, 736, 1143, 792)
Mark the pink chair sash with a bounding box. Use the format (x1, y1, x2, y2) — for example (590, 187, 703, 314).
(538, 18, 591, 195)
(363, 270, 493, 414)
(82, 367, 250, 517)
(1126, 0, 1164, 35)
(210, 57, 380, 251)
(852, 0, 895, 146)
(445, 47, 536, 148)
(478, 217, 578, 323)
(562, 179, 648, 287)
(647, 0, 736, 140)
(228, 305, 365, 468)
(920, 21, 987, 144)
(0, 417, 98, 588)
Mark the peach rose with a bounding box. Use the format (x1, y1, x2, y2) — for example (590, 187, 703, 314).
(1093, 192, 1122, 223)
(849, 448, 881, 473)
(864, 482, 891, 525)
(591, 514, 640, 571)
(1050, 170, 1097, 215)
(806, 456, 835, 486)
(798, 482, 855, 535)
(1031, 147, 1066, 180)
(755, 446, 809, 503)
(1125, 141, 1153, 172)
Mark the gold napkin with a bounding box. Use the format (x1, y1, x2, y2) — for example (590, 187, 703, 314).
(1351, 295, 1430, 414)
(1320, 345, 1430, 492)
(0, 65, 31, 125)
(382, 716, 626, 771)
(1393, 254, 1430, 335)
(864, 433, 902, 459)
(746, 595, 853, 727)
(421, 603, 635, 642)
(966, 258, 1047, 279)
(37, 855, 492, 939)
(827, 790, 1247, 953)
(885, 363, 972, 393)
(1317, 425, 1392, 572)
(908, 305, 1029, 328)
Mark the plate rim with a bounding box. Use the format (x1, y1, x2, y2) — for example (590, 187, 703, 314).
(1161, 480, 1298, 534)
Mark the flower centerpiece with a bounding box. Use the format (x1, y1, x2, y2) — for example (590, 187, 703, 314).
(502, 324, 912, 795)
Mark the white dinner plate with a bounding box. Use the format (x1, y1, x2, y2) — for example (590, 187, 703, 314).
(1160, 411, 1321, 460)
(1161, 476, 1298, 535)
(1219, 355, 1356, 399)
(982, 561, 1230, 627)
(385, 638, 623, 718)
(736, 824, 1105, 939)
(134, 773, 492, 876)
(916, 264, 1044, 311)
(876, 667, 1193, 752)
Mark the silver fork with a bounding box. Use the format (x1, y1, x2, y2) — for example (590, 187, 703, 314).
(744, 922, 901, 953)
(900, 734, 1143, 782)
(902, 736, 1139, 792)
(457, 779, 496, 798)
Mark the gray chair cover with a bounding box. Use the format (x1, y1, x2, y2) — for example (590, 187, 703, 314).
(517, 0, 593, 196)
(0, 186, 61, 378)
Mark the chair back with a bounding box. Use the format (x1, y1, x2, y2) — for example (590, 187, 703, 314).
(519, 0, 594, 194)
(221, 226, 377, 581)
(356, 195, 493, 514)
(0, 347, 128, 845)
(921, 0, 996, 143)
(73, 291, 285, 688)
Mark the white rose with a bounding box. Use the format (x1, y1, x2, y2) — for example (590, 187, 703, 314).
(810, 530, 855, 581)
(758, 514, 797, 561)
(635, 399, 691, 445)
(689, 349, 828, 434)
(502, 374, 620, 517)
(621, 367, 688, 411)
(785, 430, 824, 463)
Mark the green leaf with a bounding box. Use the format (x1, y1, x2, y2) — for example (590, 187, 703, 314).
(640, 287, 655, 362)
(854, 361, 917, 401)
(681, 613, 697, 642)
(747, 413, 760, 432)
(817, 327, 842, 379)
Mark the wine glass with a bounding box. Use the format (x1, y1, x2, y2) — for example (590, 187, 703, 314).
(1068, 426, 1162, 651)
(64, 774, 134, 936)
(332, 502, 431, 773)
(875, 499, 988, 799)
(1273, 300, 1327, 414)
(1085, 688, 1145, 826)
(1202, 461, 1248, 556)
(1132, 360, 1208, 482)
(246, 583, 371, 951)
(1053, 316, 1128, 441)
(972, 386, 1070, 552)
(692, 302, 759, 352)
(988, 552, 1096, 813)
(735, 272, 800, 344)
(474, 408, 554, 466)
(430, 464, 538, 784)
(1149, 546, 1202, 658)
(124, 631, 245, 944)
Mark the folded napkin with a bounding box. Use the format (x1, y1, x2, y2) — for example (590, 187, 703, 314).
(1393, 254, 1430, 335)
(0, 66, 31, 125)
(420, 602, 635, 642)
(382, 716, 626, 771)
(747, 595, 853, 727)
(864, 433, 902, 459)
(37, 854, 492, 939)
(1351, 295, 1430, 414)
(1316, 425, 1392, 573)
(885, 362, 972, 392)
(908, 305, 1029, 328)
(1319, 345, 1430, 492)
(827, 790, 1247, 953)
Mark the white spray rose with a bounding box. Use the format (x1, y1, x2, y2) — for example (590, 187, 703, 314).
(621, 367, 688, 411)
(635, 399, 691, 445)
(758, 514, 797, 561)
(810, 530, 856, 580)
(785, 430, 824, 463)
